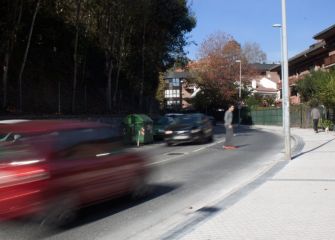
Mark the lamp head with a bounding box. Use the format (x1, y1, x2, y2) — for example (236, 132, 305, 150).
(272, 23, 282, 28)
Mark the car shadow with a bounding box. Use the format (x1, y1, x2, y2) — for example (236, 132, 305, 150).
(71, 184, 178, 226)
(34, 183, 180, 238)
(0, 184, 180, 240)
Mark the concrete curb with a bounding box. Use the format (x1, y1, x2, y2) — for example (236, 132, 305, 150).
(249, 125, 306, 159)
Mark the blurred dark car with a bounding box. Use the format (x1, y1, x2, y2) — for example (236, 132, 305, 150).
(153, 116, 175, 140)
(164, 113, 213, 146)
(207, 116, 216, 126)
(0, 120, 150, 226)
(164, 113, 184, 119)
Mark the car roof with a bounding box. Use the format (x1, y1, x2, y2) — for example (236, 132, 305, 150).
(0, 120, 109, 134)
(182, 113, 204, 117)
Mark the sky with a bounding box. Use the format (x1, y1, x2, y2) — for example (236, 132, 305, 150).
(185, 0, 335, 63)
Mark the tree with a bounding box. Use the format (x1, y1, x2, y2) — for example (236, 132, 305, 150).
(315, 70, 335, 108)
(17, 0, 41, 112)
(1, 0, 23, 110)
(72, 0, 82, 113)
(189, 32, 262, 110)
(155, 73, 166, 110)
(296, 70, 327, 102)
(242, 42, 267, 64)
(297, 68, 335, 108)
(0, 0, 195, 114)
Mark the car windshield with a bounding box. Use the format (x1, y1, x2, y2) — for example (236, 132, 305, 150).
(0, 133, 10, 140)
(0, 132, 23, 142)
(156, 117, 171, 125)
(175, 114, 201, 125)
(165, 113, 183, 119)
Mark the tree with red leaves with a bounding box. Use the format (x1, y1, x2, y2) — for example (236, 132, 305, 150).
(188, 31, 265, 112)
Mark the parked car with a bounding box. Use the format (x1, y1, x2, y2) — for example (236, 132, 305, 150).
(164, 113, 213, 146)
(153, 116, 175, 140)
(0, 120, 151, 226)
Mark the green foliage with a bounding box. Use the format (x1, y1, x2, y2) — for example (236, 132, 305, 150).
(297, 68, 335, 108)
(308, 98, 319, 108)
(317, 76, 335, 108)
(262, 95, 276, 106)
(155, 73, 165, 109)
(245, 95, 261, 109)
(245, 94, 277, 109)
(320, 119, 334, 130)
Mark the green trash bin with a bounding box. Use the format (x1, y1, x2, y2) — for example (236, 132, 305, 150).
(123, 114, 153, 145)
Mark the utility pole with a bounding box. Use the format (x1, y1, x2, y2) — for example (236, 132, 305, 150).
(272, 23, 285, 133)
(236, 59, 242, 128)
(281, 0, 291, 160)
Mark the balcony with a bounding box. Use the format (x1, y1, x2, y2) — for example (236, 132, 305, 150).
(324, 55, 335, 67)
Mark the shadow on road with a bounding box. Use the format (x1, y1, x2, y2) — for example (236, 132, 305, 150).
(67, 183, 180, 229)
(214, 125, 259, 135)
(46, 184, 180, 239)
(0, 184, 180, 240)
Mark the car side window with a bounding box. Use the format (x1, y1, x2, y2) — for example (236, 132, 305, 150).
(54, 127, 123, 160)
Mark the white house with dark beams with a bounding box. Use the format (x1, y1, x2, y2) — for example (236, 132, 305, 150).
(249, 63, 281, 101)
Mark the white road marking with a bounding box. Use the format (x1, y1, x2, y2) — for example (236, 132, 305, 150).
(147, 152, 190, 166)
(148, 137, 226, 166)
(193, 147, 206, 152)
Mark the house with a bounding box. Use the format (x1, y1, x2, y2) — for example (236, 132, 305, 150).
(163, 70, 197, 110)
(248, 63, 281, 103)
(271, 24, 335, 104)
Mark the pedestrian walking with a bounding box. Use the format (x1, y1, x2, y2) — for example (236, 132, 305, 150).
(223, 105, 237, 149)
(311, 106, 320, 133)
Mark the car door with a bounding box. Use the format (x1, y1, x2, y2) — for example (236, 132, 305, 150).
(49, 128, 140, 204)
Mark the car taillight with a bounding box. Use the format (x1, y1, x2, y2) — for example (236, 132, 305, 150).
(0, 168, 49, 188)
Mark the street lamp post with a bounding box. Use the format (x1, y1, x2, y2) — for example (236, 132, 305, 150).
(272, 23, 285, 132)
(236, 59, 242, 127)
(281, 0, 291, 160)
(272, 24, 283, 85)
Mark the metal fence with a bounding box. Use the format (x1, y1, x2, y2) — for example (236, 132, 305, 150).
(247, 105, 327, 128)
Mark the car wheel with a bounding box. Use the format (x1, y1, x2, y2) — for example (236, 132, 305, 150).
(166, 141, 172, 146)
(198, 132, 207, 144)
(207, 134, 213, 143)
(39, 193, 78, 228)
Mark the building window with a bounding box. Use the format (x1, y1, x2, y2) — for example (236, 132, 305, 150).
(164, 89, 180, 98)
(172, 78, 180, 87)
(166, 100, 181, 107)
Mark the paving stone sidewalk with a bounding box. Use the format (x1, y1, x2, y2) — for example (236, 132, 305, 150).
(179, 127, 335, 240)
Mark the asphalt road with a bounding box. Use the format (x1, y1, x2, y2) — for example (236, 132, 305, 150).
(0, 125, 283, 240)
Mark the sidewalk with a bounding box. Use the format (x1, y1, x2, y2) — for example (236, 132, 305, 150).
(178, 126, 335, 240)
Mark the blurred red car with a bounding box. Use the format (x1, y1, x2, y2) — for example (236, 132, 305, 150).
(0, 120, 150, 226)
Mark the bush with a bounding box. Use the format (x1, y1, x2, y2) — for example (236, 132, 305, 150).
(320, 119, 334, 130)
